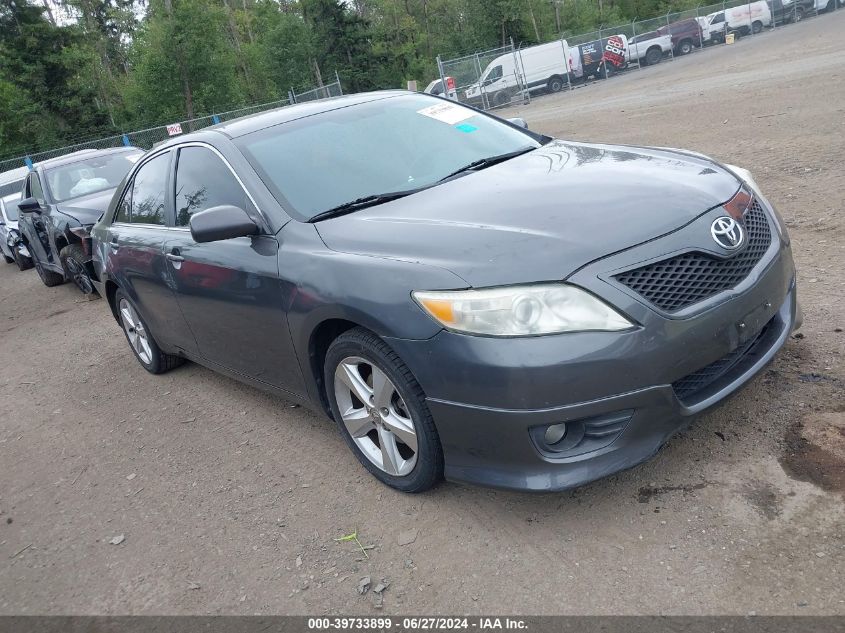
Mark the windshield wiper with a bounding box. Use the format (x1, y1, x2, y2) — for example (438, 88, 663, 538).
(308, 188, 425, 223)
(438, 146, 537, 183)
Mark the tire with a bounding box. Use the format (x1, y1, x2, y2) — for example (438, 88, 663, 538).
(13, 249, 32, 271)
(2, 253, 12, 264)
(795, 7, 804, 20)
(33, 257, 65, 287)
(114, 289, 184, 374)
(645, 47, 662, 66)
(752, 20, 763, 33)
(60, 243, 96, 295)
(493, 90, 512, 107)
(677, 39, 693, 55)
(547, 75, 564, 93)
(324, 327, 443, 493)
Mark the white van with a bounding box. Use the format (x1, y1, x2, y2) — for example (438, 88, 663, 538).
(701, 1, 772, 42)
(465, 40, 571, 108)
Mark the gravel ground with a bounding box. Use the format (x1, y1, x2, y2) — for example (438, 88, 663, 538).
(1, 14, 843, 616)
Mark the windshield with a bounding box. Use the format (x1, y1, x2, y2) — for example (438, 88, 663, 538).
(236, 94, 541, 221)
(45, 151, 143, 203)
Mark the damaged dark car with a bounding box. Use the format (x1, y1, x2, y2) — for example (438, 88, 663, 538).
(18, 147, 143, 294)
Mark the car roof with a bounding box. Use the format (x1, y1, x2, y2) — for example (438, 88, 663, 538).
(34, 146, 142, 171)
(0, 165, 29, 186)
(184, 91, 411, 142)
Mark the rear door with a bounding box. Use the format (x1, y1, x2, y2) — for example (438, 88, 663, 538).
(162, 143, 303, 394)
(106, 151, 197, 355)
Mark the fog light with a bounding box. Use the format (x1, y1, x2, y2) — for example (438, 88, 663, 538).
(544, 423, 567, 446)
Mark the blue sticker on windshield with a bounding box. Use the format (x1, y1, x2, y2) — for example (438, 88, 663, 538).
(455, 123, 478, 133)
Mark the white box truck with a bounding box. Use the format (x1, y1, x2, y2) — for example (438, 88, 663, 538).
(464, 41, 571, 108)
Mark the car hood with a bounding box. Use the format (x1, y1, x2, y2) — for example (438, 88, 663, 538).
(57, 189, 115, 225)
(314, 140, 742, 287)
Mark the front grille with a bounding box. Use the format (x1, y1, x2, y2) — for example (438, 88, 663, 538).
(614, 200, 772, 312)
(672, 320, 772, 402)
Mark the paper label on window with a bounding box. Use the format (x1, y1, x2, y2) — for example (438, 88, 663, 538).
(417, 103, 474, 125)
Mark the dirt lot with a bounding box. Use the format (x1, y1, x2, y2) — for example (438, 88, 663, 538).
(1, 15, 844, 616)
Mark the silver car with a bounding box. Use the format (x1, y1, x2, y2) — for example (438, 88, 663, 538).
(0, 171, 32, 270)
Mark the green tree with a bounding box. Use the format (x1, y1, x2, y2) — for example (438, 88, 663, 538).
(125, 0, 242, 123)
(0, 0, 110, 156)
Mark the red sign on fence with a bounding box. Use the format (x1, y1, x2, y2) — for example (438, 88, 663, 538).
(166, 123, 183, 137)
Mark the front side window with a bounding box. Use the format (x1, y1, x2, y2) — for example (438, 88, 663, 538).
(486, 65, 503, 82)
(174, 147, 252, 227)
(126, 153, 169, 225)
(44, 151, 143, 203)
(236, 94, 540, 221)
(28, 174, 45, 203)
(711, 13, 724, 23)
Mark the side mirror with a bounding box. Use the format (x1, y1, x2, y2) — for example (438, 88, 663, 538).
(18, 197, 42, 214)
(189, 205, 259, 243)
(508, 117, 529, 130)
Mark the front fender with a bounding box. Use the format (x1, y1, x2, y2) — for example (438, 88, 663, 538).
(279, 221, 462, 407)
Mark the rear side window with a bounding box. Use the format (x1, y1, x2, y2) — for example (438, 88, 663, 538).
(116, 153, 169, 225)
(174, 147, 252, 227)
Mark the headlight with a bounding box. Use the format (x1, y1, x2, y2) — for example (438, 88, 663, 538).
(413, 284, 634, 337)
(725, 163, 789, 242)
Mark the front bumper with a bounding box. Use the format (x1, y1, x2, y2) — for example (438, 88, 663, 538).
(386, 227, 797, 491)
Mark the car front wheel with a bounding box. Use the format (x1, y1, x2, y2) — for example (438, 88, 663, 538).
(13, 248, 32, 271)
(115, 289, 184, 374)
(324, 327, 443, 493)
(60, 244, 96, 295)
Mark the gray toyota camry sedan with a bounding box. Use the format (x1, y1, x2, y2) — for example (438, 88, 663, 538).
(91, 91, 799, 493)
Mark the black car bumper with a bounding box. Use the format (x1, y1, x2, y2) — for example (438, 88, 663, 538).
(386, 241, 798, 492)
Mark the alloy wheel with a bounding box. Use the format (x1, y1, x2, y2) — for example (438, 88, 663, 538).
(333, 356, 418, 476)
(119, 298, 153, 365)
(64, 256, 93, 294)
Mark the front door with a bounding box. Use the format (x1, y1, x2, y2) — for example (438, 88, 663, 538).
(163, 145, 304, 395)
(21, 173, 53, 266)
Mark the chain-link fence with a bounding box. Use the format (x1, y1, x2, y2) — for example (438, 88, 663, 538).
(0, 78, 343, 174)
(437, 42, 532, 111)
(435, 0, 841, 111)
(289, 76, 344, 103)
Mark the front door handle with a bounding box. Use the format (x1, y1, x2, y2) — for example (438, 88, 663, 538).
(109, 239, 120, 252)
(165, 253, 184, 262)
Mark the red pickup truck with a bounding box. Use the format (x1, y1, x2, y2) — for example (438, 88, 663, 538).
(656, 18, 703, 56)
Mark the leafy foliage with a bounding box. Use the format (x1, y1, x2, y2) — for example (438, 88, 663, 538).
(1, 0, 707, 159)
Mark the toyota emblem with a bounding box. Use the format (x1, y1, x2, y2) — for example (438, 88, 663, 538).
(711, 216, 744, 250)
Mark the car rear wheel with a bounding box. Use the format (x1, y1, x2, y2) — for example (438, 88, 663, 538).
(115, 289, 184, 374)
(752, 20, 763, 33)
(60, 244, 96, 295)
(324, 327, 443, 493)
(547, 75, 565, 92)
(678, 39, 693, 55)
(645, 47, 663, 66)
(34, 258, 65, 287)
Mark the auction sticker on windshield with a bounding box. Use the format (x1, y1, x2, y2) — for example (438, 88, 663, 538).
(417, 102, 474, 125)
